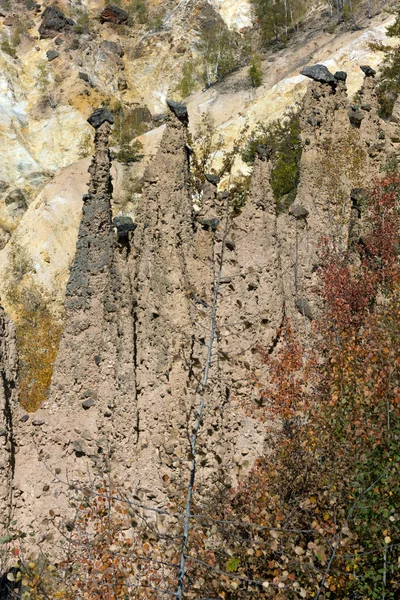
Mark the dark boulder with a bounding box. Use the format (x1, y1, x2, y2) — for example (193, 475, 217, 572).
(205, 173, 220, 186)
(360, 65, 376, 77)
(39, 6, 75, 39)
(300, 64, 336, 84)
(113, 216, 136, 243)
(46, 50, 59, 61)
(197, 217, 220, 231)
(289, 204, 309, 219)
(69, 38, 80, 50)
(296, 297, 313, 320)
(166, 100, 189, 126)
(348, 106, 365, 128)
(82, 398, 95, 410)
(79, 72, 90, 82)
(87, 108, 114, 129)
(334, 70, 347, 82)
(100, 40, 124, 57)
(100, 5, 128, 24)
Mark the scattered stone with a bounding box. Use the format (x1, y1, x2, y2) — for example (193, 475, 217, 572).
(78, 72, 89, 82)
(87, 108, 114, 129)
(361, 103, 372, 112)
(72, 440, 88, 454)
(46, 50, 59, 61)
(0, 428, 6, 437)
(360, 65, 376, 77)
(166, 100, 189, 126)
(296, 297, 313, 320)
(220, 277, 232, 284)
(334, 70, 347, 82)
(32, 419, 45, 426)
(289, 204, 309, 219)
(113, 215, 137, 242)
(20, 415, 29, 423)
(39, 6, 75, 39)
(69, 38, 80, 51)
(348, 106, 365, 128)
(205, 173, 220, 186)
(82, 398, 95, 409)
(300, 64, 336, 84)
(55, 37, 63, 46)
(100, 5, 128, 24)
(378, 130, 386, 140)
(218, 191, 229, 201)
(100, 40, 124, 57)
(94, 355, 101, 365)
(197, 217, 220, 231)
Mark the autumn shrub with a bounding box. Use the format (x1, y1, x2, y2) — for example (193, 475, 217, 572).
(242, 109, 302, 211)
(187, 174, 400, 598)
(7, 479, 172, 600)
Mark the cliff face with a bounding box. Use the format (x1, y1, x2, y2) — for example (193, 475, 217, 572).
(1, 65, 399, 547)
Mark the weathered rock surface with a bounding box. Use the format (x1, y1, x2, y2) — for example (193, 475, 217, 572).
(0, 308, 18, 535)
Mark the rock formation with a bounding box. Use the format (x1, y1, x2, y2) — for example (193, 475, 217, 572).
(2, 68, 399, 550)
(0, 308, 18, 536)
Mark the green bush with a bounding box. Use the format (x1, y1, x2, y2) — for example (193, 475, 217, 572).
(113, 139, 143, 164)
(127, 0, 148, 24)
(73, 8, 90, 34)
(248, 53, 263, 87)
(376, 7, 400, 119)
(242, 109, 302, 210)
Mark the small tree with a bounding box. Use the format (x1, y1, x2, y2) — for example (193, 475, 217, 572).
(198, 23, 239, 88)
(35, 60, 59, 109)
(248, 53, 263, 87)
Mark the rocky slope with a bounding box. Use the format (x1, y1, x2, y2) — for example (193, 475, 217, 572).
(0, 0, 400, 558)
(2, 62, 398, 546)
